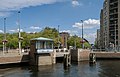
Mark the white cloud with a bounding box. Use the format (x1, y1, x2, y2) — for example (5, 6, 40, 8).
(9, 30, 16, 32)
(0, 30, 3, 33)
(72, 0, 83, 7)
(73, 19, 100, 29)
(9, 29, 23, 33)
(26, 31, 37, 34)
(0, 0, 64, 17)
(60, 29, 96, 44)
(30, 26, 41, 30)
(60, 30, 70, 33)
(60, 29, 79, 36)
(84, 32, 96, 44)
(0, 12, 11, 17)
(17, 28, 23, 32)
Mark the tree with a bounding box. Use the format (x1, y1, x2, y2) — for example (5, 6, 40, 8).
(0, 27, 91, 49)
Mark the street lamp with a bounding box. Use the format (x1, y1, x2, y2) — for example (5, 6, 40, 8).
(18, 11, 21, 54)
(81, 20, 84, 49)
(58, 25, 60, 52)
(2, 18, 7, 55)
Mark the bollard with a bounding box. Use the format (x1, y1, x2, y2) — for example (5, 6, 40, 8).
(89, 53, 96, 64)
(63, 54, 71, 69)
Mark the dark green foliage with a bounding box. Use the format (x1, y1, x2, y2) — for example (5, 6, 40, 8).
(0, 27, 91, 49)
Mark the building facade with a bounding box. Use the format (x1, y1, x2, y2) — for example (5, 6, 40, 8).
(96, 29, 101, 49)
(59, 32, 70, 48)
(100, 0, 120, 50)
(100, 9, 105, 49)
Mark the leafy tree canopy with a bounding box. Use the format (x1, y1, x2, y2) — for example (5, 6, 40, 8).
(0, 27, 91, 49)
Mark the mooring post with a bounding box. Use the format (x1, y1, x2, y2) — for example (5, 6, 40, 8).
(63, 54, 71, 69)
(89, 53, 96, 64)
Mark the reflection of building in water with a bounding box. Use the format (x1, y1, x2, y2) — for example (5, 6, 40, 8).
(60, 32, 70, 48)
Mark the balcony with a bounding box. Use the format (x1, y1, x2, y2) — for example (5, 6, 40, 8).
(109, 9, 118, 15)
(109, 12, 118, 15)
(109, 18, 118, 21)
(110, 0, 118, 4)
(109, 7, 118, 10)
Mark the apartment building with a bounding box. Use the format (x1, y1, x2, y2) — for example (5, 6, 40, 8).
(100, 0, 120, 49)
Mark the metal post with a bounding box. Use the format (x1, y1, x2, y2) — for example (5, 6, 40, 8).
(58, 25, 60, 52)
(74, 38, 76, 49)
(3, 18, 7, 55)
(81, 20, 84, 49)
(65, 35, 67, 49)
(18, 11, 21, 55)
(4, 18, 7, 53)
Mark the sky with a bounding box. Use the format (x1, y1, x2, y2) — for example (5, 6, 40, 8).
(0, 0, 104, 44)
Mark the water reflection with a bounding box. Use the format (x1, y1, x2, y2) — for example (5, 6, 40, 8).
(98, 60, 120, 77)
(0, 60, 120, 77)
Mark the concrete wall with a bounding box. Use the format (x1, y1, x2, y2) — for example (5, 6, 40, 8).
(78, 49, 90, 61)
(70, 49, 90, 62)
(36, 53, 52, 65)
(70, 49, 78, 61)
(31, 52, 55, 66)
(0, 55, 29, 64)
(92, 52, 120, 59)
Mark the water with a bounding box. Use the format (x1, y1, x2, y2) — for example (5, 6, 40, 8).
(0, 60, 120, 77)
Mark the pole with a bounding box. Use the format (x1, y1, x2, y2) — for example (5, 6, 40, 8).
(3, 18, 6, 55)
(4, 18, 7, 53)
(74, 35, 76, 49)
(18, 11, 21, 55)
(65, 35, 67, 49)
(81, 20, 84, 49)
(58, 25, 60, 52)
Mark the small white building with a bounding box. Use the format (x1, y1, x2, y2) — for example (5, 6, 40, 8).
(29, 37, 55, 65)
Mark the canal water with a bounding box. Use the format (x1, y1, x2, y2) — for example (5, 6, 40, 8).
(0, 60, 120, 77)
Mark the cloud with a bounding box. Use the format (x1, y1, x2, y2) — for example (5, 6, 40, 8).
(9, 29, 23, 33)
(72, 0, 83, 7)
(9, 29, 17, 32)
(60, 30, 79, 36)
(0, 30, 3, 33)
(0, 12, 11, 17)
(84, 32, 96, 44)
(60, 29, 96, 43)
(0, 0, 64, 17)
(60, 30, 70, 33)
(30, 26, 41, 30)
(73, 19, 100, 29)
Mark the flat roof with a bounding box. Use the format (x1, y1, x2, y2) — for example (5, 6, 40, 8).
(31, 37, 53, 41)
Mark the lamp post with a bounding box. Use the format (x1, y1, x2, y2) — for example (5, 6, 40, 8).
(58, 25, 60, 52)
(18, 11, 21, 54)
(74, 35, 76, 49)
(3, 18, 7, 55)
(81, 20, 84, 49)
